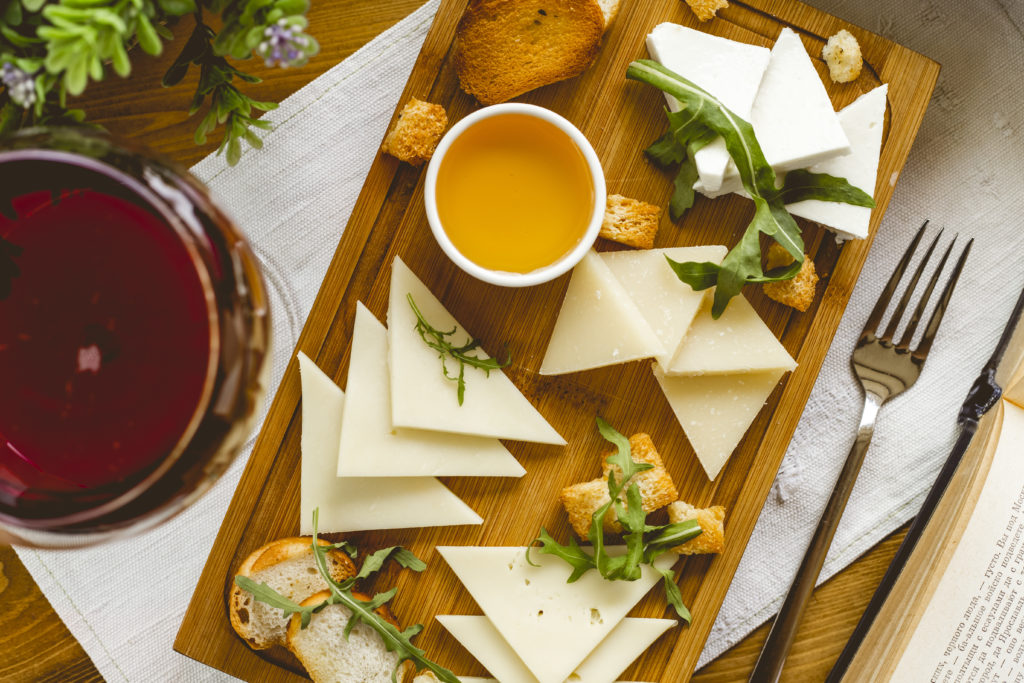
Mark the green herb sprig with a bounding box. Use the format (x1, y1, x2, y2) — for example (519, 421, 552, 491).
(529, 418, 703, 623)
(408, 293, 510, 406)
(234, 509, 459, 683)
(627, 59, 875, 318)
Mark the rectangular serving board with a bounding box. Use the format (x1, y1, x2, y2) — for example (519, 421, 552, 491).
(175, 0, 939, 679)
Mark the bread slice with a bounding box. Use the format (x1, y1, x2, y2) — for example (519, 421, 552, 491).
(454, 0, 606, 105)
(595, 0, 620, 26)
(668, 501, 725, 555)
(287, 590, 414, 683)
(381, 98, 448, 166)
(230, 537, 356, 650)
(685, 0, 728, 22)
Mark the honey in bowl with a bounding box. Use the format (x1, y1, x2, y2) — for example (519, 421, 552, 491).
(434, 112, 595, 274)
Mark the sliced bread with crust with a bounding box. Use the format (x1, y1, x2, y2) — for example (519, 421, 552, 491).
(454, 0, 606, 105)
(287, 590, 415, 683)
(230, 537, 356, 650)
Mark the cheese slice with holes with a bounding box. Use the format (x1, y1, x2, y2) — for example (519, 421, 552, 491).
(787, 84, 888, 241)
(388, 257, 564, 444)
(601, 246, 727, 366)
(437, 615, 675, 683)
(662, 295, 796, 376)
(338, 303, 524, 478)
(646, 23, 771, 192)
(437, 546, 676, 683)
(297, 352, 482, 533)
(540, 250, 666, 375)
(653, 366, 786, 480)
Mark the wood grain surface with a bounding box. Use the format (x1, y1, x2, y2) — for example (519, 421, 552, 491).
(0, 0, 939, 681)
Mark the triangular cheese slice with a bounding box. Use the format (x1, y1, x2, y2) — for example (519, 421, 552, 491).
(437, 546, 676, 683)
(540, 250, 666, 375)
(601, 246, 727, 366)
(454, 680, 654, 683)
(437, 615, 675, 683)
(297, 352, 482, 533)
(653, 366, 786, 480)
(662, 295, 796, 376)
(388, 257, 565, 445)
(787, 84, 888, 241)
(338, 303, 525, 478)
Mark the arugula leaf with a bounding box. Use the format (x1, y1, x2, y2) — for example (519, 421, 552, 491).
(528, 528, 596, 582)
(776, 169, 876, 207)
(234, 575, 325, 629)
(653, 559, 692, 624)
(352, 545, 427, 583)
(408, 293, 510, 406)
(646, 520, 702, 550)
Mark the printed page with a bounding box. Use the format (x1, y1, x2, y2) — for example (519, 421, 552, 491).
(893, 400, 1024, 682)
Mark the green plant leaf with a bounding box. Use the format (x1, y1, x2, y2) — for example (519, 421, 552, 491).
(529, 528, 595, 583)
(664, 257, 719, 292)
(776, 169, 876, 207)
(654, 562, 691, 624)
(135, 14, 162, 56)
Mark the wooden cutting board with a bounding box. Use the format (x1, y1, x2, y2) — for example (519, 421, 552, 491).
(175, 0, 939, 679)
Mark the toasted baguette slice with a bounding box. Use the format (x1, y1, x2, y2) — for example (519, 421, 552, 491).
(230, 537, 356, 650)
(454, 0, 606, 105)
(668, 501, 725, 555)
(287, 590, 414, 683)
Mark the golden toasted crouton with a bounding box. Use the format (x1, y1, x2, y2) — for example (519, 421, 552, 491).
(454, 0, 606, 105)
(762, 243, 818, 312)
(685, 0, 729, 22)
(560, 433, 678, 538)
(600, 194, 662, 249)
(822, 29, 862, 83)
(668, 501, 725, 555)
(381, 98, 448, 166)
(595, 0, 620, 28)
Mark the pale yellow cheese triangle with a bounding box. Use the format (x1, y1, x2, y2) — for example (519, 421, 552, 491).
(436, 615, 675, 683)
(338, 303, 525, 477)
(663, 294, 796, 376)
(601, 246, 727, 366)
(540, 250, 666, 375)
(437, 546, 675, 683)
(387, 257, 564, 445)
(653, 366, 786, 480)
(297, 352, 482, 534)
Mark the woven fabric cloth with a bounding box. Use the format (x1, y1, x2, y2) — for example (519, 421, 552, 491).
(14, 0, 1024, 679)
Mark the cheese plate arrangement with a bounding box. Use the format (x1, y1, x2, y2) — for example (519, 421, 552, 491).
(175, 0, 939, 680)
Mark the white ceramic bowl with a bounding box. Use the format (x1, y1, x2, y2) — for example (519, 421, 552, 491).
(424, 103, 606, 287)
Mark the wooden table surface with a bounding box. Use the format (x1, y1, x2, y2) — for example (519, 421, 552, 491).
(0, 1, 913, 680)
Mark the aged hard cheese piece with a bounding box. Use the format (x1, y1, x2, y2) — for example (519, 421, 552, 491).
(662, 295, 796, 376)
(297, 352, 482, 533)
(437, 546, 676, 683)
(645, 23, 770, 192)
(699, 27, 850, 197)
(437, 615, 675, 683)
(388, 257, 564, 444)
(540, 250, 665, 375)
(338, 303, 524, 478)
(601, 246, 727, 366)
(787, 84, 888, 240)
(653, 367, 786, 480)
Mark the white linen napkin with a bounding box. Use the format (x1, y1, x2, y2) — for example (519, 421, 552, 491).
(14, 0, 1024, 679)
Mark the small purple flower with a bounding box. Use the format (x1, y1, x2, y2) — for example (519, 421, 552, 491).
(256, 19, 311, 68)
(1, 62, 36, 109)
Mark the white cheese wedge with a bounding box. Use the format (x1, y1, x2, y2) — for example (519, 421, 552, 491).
(455, 680, 654, 683)
(601, 246, 727, 366)
(437, 546, 676, 683)
(437, 615, 675, 683)
(338, 303, 525, 478)
(387, 257, 565, 445)
(297, 352, 483, 533)
(661, 295, 796, 376)
(787, 84, 888, 240)
(653, 366, 786, 480)
(540, 250, 666, 375)
(646, 23, 770, 192)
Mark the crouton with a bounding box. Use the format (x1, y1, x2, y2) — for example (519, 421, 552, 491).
(595, 0, 621, 27)
(762, 243, 818, 312)
(822, 29, 862, 83)
(668, 501, 725, 555)
(600, 194, 662, 249)
(381, 98, 448, 166)
(453, 0, 606, 105)
(560, 433, 678, 538)
(684, 0, 728, 22)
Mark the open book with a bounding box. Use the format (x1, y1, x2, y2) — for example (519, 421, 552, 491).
(845, 319, 1024, 680)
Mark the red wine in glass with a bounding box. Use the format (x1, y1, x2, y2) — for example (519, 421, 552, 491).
(0, 128, 269, 546)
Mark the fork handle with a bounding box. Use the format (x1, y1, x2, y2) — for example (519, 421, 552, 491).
(749, 392, 883, 683)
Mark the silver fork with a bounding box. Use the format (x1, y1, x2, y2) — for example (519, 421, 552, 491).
(748, 221, 973, 683)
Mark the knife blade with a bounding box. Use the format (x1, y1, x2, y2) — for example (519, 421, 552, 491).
(827, 280, 1024, 682)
